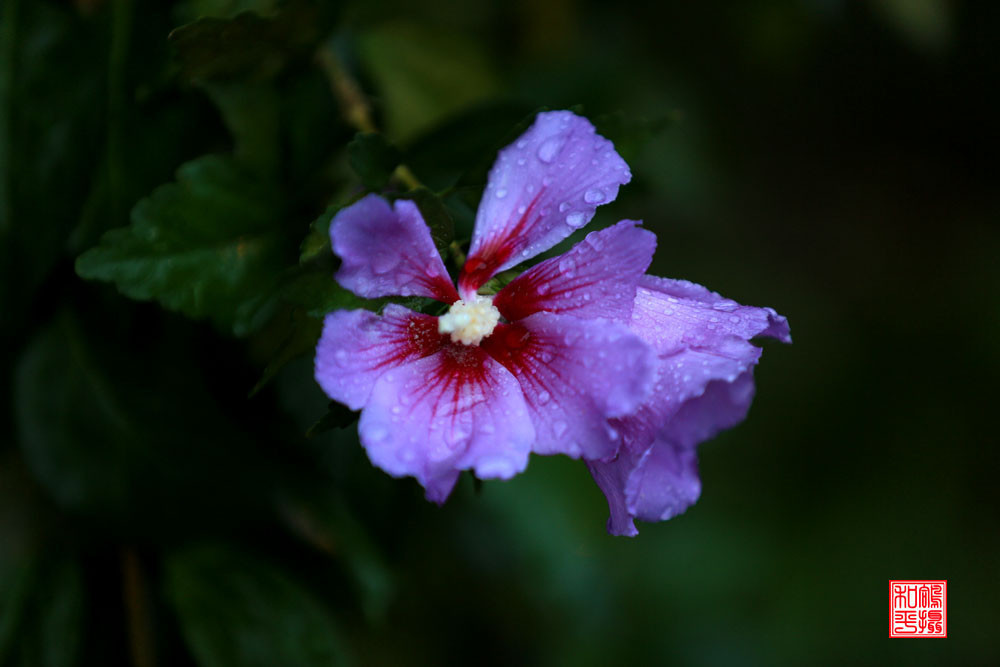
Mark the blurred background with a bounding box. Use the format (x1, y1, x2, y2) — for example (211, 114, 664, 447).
(2, 0, 998, 665)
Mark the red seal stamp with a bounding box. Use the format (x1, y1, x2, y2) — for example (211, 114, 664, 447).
(890, 580, 947, 638)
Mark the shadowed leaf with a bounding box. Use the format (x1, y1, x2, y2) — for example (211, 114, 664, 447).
(76, 155, 287, 337)
(348, 133, 401, 190)
(165, 544, 352, 667)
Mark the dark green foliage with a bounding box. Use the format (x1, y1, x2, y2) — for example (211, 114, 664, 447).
(76, 155, 287, 337)
(165, 544, 351, 667)
(3, 0, 999, 666)
(347, 133, 401, 190)
(0, 557, 84, 667)
(405, 188, 455, 253)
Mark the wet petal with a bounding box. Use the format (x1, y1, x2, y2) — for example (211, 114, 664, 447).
(624, 437, 701, 524)
(493, 220, 655, 323)
(459, 111, 631, 297)
(358, 344, 535, 504)
(586, 457, 639, 537)
(482, 312, 654, 460)
(332, 194, 459, 303)
(314, 305, 444, 411)
(631, 275, 792, 355)
(614, 340, 763, 454)
(592, 372, 755, 534)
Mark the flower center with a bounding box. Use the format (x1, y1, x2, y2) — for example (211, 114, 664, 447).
(438, 295, 501, 346)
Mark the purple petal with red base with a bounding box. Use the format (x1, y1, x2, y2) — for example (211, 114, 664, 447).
(482, 312, 654, 460)
(358, 344, 535, 504)
(314, 305, 444, 411)
(331, 194, 459, 303)
(458, 111, 631, 297)
(493, 220, 655, 323)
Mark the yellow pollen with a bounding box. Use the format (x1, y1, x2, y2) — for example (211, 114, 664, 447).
(438, 295, 501, 346)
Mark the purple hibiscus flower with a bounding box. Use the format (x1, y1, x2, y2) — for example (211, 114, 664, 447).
(313, 110, 790, 533)
(315, 111, 656, 503)
(588, 276, 791, 536)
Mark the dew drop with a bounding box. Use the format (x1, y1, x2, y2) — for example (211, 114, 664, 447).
(558, 202, 570, 213)
(553, 420, 568, 437)
(537, 137, 562, 163)
(712, 300, 739, 312)
(565, 212, 586, 228)
(584, 188, 605, 204)
(537, 390, 551, 405)
(495, 188, 508, 199)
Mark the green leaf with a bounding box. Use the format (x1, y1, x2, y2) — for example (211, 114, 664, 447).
(173, 0, 280, 24)
(298, 204, 338, 264)
(0, 0, 106, 340)
(15, 314, 147, 517)
(0, 556, 84, 667)
(249, 310, 322, 397)
(402, 102, 536, 191)
(347, 133, 401, 190)
(281, 269, 370, 319)
(305, 402, 358, 437)
(356, 21, 500, 141)
(169, 10, 320, 83)
(76, 155, 287, 337)
(405, 188, 454, 254)
(165, 544, 352, 667)
(200, 81, 280, 172)
(14, 311, 274, 525)
(277, 489, 393, 622)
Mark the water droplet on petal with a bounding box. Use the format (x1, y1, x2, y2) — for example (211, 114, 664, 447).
(495, 188, 507, 199)
(537, 137, 563, 163)
(553, 420, 568, 437)
(537, 390, 551, 404)
(584, 188, 605, 204)
(712, 300, 739, 312)
(558, 202, 570, 212)
(565, 212, 586, 228)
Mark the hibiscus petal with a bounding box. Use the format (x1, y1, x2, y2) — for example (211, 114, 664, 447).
(615, 340, 763, 454)
(624, 436, 702, 525)
(631, 275, 792, 355)
(657, 369, 758, 450)
(586, 457, 639, 537)
(358, 345, 535, 503)
(596, 371, 755, 532)
(493, 220, 655, 323)
(481, 312, 654, 460)
(331, 194, 459, 303)
(314, 305, 444, 411)
(458, 111, 631, 297)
